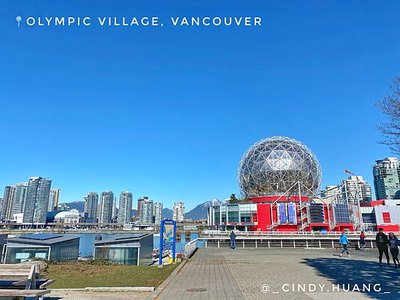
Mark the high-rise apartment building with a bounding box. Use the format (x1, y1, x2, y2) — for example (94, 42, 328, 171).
(136, 196, 147, 220)
(84, 192, 98, 222)
(23, 177, 52, 224)
(11, 183, 28, 217)
(112, 197, 117, 221)
(1, 186, 16, 221)
(373, 157, 400, 200)
(340, 176, 372, 204)
(173, 202, 185, 222)
(118, 191, 133, 224)
(139, 197, 153, 224)
(98, 191, 114, 224)
(48, 189, 60, 211)
(153, 202, 163, 225)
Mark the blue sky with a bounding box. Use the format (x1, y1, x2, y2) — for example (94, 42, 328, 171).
(0, 1, 399, 210)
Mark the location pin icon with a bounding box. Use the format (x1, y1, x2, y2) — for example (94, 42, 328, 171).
(16, 16, 22, 27)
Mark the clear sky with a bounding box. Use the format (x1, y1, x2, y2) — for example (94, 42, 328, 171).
(0, 1, 399, 210)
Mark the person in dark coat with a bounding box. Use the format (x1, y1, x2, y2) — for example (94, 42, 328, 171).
(359, 231, 366, 251)
(388, 232, 400, 268)
(229, 230, 237, 250)
(376, 228, 390, 267)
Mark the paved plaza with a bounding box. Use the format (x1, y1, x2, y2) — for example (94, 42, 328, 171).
(153, 247, 400, 300)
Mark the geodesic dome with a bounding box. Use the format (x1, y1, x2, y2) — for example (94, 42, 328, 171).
(238, 136, 322, 198)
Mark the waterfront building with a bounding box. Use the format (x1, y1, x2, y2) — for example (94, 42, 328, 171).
(84, 192, 98, 222)
(98, 191, 114, 224)
(11, 182, 28, 217)
(139, 197, 153, 224)
(54, 209, 80, 223)
(118, 191, 133, 224)
(1, 186, 16, 221)
(136, 196, 147, 219)
(153, 202, 163, 224)
(340, 176, 372, 204)
(173, 202, 185, 222)
(48, 188, 60, 211)
(94, 233, 153, 265)
(373, 157, 400, 200)
(4, 233, 80, 263)
(23, 177, 52, 224)
(112, 197, 117, 222)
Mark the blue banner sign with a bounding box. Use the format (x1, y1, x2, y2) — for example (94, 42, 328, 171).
(159, 219, 176, 266)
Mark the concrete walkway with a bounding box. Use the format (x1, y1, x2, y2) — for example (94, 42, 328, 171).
(155, 249, 243, 299)
(155, 247, 400, 300)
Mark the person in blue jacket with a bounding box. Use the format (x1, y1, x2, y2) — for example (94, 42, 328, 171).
(388, 232, 400, 267)
(339, 231, 351, 257)
(229, 230, 237, 250)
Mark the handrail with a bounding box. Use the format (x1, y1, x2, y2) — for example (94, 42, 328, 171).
(201, 230, 387, 236)
(184, 238, 198, 258)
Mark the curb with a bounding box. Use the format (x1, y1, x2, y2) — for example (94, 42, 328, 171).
(146, 260, 188, 300)
(51, 287, 154, 292)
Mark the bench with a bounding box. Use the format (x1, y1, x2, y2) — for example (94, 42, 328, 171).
(0, 264, 37, 289)
(0, 264, 53, 299)
(0, 289, 50, 299)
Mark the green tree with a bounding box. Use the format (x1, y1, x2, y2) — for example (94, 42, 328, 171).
(229, 193, 239, 204)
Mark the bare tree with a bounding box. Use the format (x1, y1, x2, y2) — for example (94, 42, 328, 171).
(377, 77, 400, 154)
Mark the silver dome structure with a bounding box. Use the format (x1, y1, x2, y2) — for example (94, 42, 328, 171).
(238, 136, 322, 198)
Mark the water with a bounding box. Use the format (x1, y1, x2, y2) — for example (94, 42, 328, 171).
(65, 232, 199, 257)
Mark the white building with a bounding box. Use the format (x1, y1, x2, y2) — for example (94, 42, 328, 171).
(118, 191, 133, 224)
(173, 202, 185, 222)
(98, 191, 114, 224)
(54, 209, 80, 223)
(48, 189, 60, 212)
(153, 202, 163, 225)
(373, 157, 400, 200)
(341, 176, 372, 204)
(139, 198, 153, 224)
(12, 213, 24, 224)
(84, 192, 98, 222)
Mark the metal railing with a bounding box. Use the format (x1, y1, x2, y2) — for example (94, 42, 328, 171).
(198, 237, 377, 250)
(202, 230, 385, 236)
(184, 238, 199, 258)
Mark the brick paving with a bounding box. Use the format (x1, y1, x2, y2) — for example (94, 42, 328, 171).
(155, 247, 400, 300)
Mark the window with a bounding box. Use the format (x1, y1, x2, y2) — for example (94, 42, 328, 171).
(382, 212, 391, 223)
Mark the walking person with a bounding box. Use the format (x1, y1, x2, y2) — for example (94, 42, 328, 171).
(229, 230, 237, 250)
(339, 231, 350, 257)
(388, 232, 400, 268)
(376, 228, 390, 267)
(359, 231, 366, 251)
